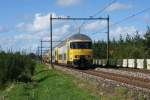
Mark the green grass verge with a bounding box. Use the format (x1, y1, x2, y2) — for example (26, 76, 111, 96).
(0, 63, 147, 100)
(0, 64, 100, 100)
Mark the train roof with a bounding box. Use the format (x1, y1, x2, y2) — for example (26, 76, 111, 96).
(67, 34, 92, 41)
(55, 33, 92, 48)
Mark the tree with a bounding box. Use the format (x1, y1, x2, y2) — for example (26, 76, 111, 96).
(0, 46, 2, 52)
(92, 26, 149, 59)
(119, 34, 124, 44)
(144, 26, 150, 58)
(92, 40, 107, 59)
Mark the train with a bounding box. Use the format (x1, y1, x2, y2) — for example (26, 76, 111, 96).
(43, 33, 93, 68)
(42, 50, 50, 63)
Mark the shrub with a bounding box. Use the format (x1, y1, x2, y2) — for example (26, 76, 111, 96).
(0, 52, 36, 85)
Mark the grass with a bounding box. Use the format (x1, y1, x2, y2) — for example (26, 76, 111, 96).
(0, 63, 100, 100)
(0, 63, 148, 100)
(99, 87, 147, 100)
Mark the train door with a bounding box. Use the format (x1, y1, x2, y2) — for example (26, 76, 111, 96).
(61, 45, 67, 64)
(55, 48, 58, 64)
(67, 42, 70, 64)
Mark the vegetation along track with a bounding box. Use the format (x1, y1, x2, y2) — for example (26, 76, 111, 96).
(52, 64, 150, 91)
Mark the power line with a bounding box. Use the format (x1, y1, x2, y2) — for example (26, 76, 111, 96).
(49, 16, 109, 65)
(53, 17, 108, 48)
(51, 18, 81, 48)
(58, 20, 79, 42)
(91, 7, 150, 36)
(57, 0, 117, 43)
(113, 7, 150, 26)
(92, 0, 116, 17)
(79, 0, 116, 32)
(38, 1, 116, 52)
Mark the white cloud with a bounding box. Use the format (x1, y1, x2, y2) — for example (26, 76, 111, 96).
(31, 13, 50, 32)
(16, 23, 32, 32)
(106, 2, 131, 12)
(16, 12, 76, 42)
(16, 13, 50, 32)
(0, 34, 39, 53)
(54, 24, 70, 35)
(0, 36, 17, 51)
(16, 13, 67, 33)
(56, 0, 80, 7)
(84, 21, 107, 31)
(1, 12, 73, 52)
(15, 34, 35, 41)
(110, 26, 138, 39)
(30, 24, 71, 41)
(91, 26, 138, 41)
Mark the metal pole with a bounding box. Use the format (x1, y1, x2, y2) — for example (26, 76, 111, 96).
(45, 16, 109, 68)
(50, 14, 53, 68)
(107, 15, 110, 66)
(40, 40, 42, 63)
(37, 46, 39, 60)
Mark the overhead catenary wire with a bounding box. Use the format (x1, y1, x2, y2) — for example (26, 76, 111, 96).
(92, 0, 117, 17)
(112, 7, 150, 26)
(79, 0, 117, 32)
(39, 0, 117, 63)
(58, 20, 80, 42)
(52, 17, 108, 49)
(56, 0, 117, 44)
(51, 19, 79, 48)
(38, 8, 111, 65)
(91, 7, 150, 36)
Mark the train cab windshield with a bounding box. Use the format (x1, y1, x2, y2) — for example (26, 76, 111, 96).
(70, 42, 92, 49)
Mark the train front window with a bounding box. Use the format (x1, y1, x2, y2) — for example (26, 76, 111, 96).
(70, 42, 92, 49)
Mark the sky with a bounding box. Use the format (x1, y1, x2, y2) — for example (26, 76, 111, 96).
(0, 0, 150, 53)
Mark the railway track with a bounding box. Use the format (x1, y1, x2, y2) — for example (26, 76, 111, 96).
(94, 65, 150, 75)
(49, 64, 150, 92)
(119, 67, 150, 74)
(84, 69, 150, 90)
(95, 67, 150, 81)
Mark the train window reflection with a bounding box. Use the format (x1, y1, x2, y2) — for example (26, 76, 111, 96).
(70, 42, 92, 49)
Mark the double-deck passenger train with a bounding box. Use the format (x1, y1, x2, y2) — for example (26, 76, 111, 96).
(43, 33, 93, 68)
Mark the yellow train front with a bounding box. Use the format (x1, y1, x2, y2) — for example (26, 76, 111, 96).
(54, 34, 93, 68)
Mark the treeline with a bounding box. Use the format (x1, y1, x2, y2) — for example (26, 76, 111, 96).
(0, 52, 36, 86)
(93, 26, 150, 59)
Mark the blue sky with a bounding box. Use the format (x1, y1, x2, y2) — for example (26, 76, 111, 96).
(0, 0, 150, 53)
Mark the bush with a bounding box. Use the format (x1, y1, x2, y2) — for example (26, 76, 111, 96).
(0, 52, 36, 85)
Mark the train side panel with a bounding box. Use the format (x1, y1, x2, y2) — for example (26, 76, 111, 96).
(56, 43, 68, 64)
